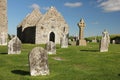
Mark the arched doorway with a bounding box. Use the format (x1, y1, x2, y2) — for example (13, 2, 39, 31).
(49, 32, 55, 42)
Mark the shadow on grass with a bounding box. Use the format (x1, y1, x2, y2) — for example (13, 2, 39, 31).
(56, 47, 60, 49)
(80, 50, 99, 52)
(11, 70, 29, 76)
(118, 74, 120, 76)
(0, 52, 8, 55)
(56, 46, 61, 49)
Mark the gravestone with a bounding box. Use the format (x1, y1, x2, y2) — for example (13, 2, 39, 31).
(99, 30, 110, 52)
(92, 39, 97, 43)
(60, 34, 68, 48)
(76, 37, 79, 45)
(8, 36, 21, 54)
(92, 37, 97, 43)
(45, 41, 56, 54)
(112, 40, 115, 44)
(68, 39, 72, 42)
(29, 47, 49, 76)
(68, 39, 72, 45)
(73, 38, 75, 42)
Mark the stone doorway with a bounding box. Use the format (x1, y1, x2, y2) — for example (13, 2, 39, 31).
(49, 32, 55, 42)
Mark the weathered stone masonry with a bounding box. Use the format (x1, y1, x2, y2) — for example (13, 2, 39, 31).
(0, 0, 8, 45)
(17, 7, 69, 44)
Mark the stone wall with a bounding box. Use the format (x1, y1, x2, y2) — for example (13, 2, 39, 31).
(17, 7, 69, 44)
(17, 9, 42, 44)
(36, 7, 69, 44)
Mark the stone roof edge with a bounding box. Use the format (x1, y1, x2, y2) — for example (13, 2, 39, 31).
(36, 6, 68, 27)
(17, 8, 42, 28)
(17, 13, 30, 28)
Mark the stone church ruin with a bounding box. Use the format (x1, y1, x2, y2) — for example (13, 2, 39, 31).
(17, 7, 69, 44)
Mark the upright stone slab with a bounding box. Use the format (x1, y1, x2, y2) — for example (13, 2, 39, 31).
(29, 47, 49, 76)
(112, 40, 115, 44)
(92, 39, 97, 43)
(0, 0, 8, 45)
(8, 36, 21, 54)
(45, 41, 56, 54)
(60, 34, 68, 48)
(76, 37, 79, 45)
(92, 37, 97, 43)
(100, 30, 110, 52)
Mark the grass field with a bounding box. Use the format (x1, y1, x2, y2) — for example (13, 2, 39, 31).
(0, 43, 120, 80)
(85, 34, 120, 41)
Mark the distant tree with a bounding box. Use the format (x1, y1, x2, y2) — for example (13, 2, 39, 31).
(8, 34, 15, 41)
(69, 36, 74, 41)
(8, 34, 11, 40)
(111, 36, 120, 44)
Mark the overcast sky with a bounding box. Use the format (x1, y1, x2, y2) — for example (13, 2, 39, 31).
(8, 0, 120, 37)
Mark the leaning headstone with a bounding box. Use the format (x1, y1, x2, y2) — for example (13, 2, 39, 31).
(99, 30, 110, 52)
(29, 47, 49, 76)
(45, 41, 56, 54)
(8, 36, 21, 54)
(60, 34, 68, 48)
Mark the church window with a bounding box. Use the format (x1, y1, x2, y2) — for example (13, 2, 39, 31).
(49, 32, 55, 42)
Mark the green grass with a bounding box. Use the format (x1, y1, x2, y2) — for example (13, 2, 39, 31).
(0, 43, 120, 80)
(86, 34, 120, 41)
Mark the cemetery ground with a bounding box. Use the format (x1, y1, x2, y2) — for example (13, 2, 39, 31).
(0, 43, 120, 80)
